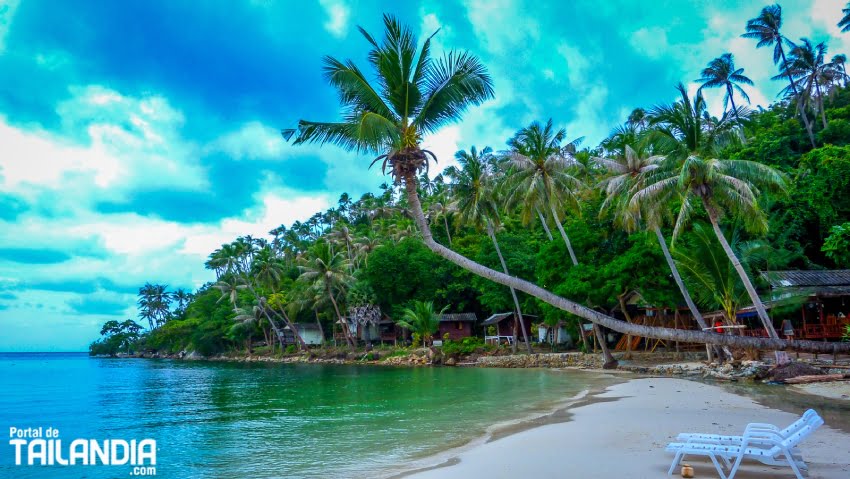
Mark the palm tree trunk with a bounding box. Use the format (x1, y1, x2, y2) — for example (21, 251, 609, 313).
(443, 216, 453, 247)
(728, 85, 740, 123)
(537, 208, 554, 241)
(702, 200, 790, 365)
(592, 323, 617, 367)
(815, 79, 828, 129)
(328, 289, 354, 348)
(779, 47, 816, 147)
(549, 203, 578, 266)
(486, 221, 532, 354)
(653, 225, 715, 361)
(402, 173, 850, 354)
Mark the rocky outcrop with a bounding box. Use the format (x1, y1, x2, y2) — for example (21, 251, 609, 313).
(475, 352, 605, 369)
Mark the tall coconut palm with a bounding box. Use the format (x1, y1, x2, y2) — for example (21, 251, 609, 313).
(292, 15, 850, 356)
(775, 39, 831, 129)
(445, 145, 532, 354)
(840, 2, 850, 32)
(697, 53, 753, 123)
(742, 4, 816, 146)
(631, 155, 788, 356)
(596, 145, 710, 331)
(503, 119, 584, 265)
(298, 242, 354, 347)
(831, 54, 848, 88)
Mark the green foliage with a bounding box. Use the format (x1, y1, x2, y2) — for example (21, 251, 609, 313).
(89, 319, 143, 356)
(441, 337, 489, 356)
(822, 223, 850, 267)
(397, 301, 446, 346)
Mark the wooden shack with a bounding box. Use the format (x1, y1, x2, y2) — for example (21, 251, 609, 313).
(437, 313, 477, 341)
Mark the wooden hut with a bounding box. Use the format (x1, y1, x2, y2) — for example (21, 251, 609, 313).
(537, 321, 571, 345)
(437, 313, 477, 341)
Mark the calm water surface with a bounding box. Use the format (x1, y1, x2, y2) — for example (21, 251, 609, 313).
(0, 353, 607, 478)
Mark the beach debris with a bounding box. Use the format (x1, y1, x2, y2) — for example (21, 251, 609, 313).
(770, 362, 826, 382)
(680, 463, 695, 478)
(782, 373, 849, 384)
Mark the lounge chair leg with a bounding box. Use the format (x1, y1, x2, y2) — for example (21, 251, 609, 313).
(727, 451, 745, 479)
(784, 448, 806, 479)
(710, 453, 729, 479)
(668, 451, 683, 475)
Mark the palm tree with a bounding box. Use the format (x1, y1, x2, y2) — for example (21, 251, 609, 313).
(831, 54, 848, 88)
(292, 15, 850, 355)
(674, 224, 749, 329)
(137, 283, 171, 328)
(396, 301, 446, 347)
(427, 200, 455, 247)
(649, 83, 741, 159)
(445, 146, 532, 353)
(840, 2, 850, 32)
(596, 145, 711, 330)
(298, 242, 354, 347)
(631, 155, 788, 356)
(503, 119, 584, 265)
(776, 39, 831, 130)
(742, 4, 816, 146)
(697, 53, 753, 123)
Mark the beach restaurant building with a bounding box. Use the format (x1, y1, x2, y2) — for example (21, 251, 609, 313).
(760, 270, 850, 340)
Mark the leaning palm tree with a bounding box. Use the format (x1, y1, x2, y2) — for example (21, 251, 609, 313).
(291, 15, 850, 356)
(396, 301, 446, 347)
(742, 4, 815, 146)
(445, 145, 532, 353)
(631, 155, 788, 359)
(697, 53, 753, 122)
(503, 119, 584, 265)
(840, 2, 850, 32)
(596, 145, 710, 331)
(776, 39, 831, 130)
(831, 54, 848, 88)
(298, 242, 354, 347)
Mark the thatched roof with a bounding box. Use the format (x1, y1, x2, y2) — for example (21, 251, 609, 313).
(762, 270, 850, 288)
(439, 313, 477, 323)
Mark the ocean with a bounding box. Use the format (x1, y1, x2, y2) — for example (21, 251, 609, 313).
(0, 352, 608, 478)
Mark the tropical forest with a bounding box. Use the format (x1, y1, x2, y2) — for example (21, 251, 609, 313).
(91, 4, 850, 366)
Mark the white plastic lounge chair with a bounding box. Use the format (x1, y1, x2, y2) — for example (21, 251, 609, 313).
(675, 409, 820, 469)
(666, 416, 824, 479)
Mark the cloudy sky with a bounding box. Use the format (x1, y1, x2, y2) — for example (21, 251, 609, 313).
(1, 0, 847, 351)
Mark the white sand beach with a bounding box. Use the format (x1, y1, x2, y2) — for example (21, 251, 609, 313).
(406, 378, 850, 479)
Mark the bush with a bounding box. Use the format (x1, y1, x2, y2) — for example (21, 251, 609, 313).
(284, 344, 298, 355)
(382, 349, 410, 359)
(441, 337, 488, 356)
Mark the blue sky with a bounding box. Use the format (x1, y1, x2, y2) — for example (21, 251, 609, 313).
(0, 0, 848, 351)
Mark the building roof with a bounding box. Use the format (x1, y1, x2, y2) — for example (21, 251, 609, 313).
(482, 312, 538, 325)
(761, 270, 850, 288)
(439, 313, 477, 323)
(286, 323, 321, 331)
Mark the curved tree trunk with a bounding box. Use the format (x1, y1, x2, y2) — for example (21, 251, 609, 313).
(592, 324, 617, 368)
(402, 174, 850, 354)
(537, 208, 554, 241)
(702, 199, 790, 365)
(486, 221, 532, 354)
(314, 309, 325, 345)
(653, 225, 715, 361)
(549, 203, 578, 266)
(443, 216, 453, 247)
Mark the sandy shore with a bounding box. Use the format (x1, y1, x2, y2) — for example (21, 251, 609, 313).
(791, 381, 850, 401)
(405, 378, 850, 479)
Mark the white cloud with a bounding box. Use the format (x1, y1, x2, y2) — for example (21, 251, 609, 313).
(0, 0, 19, 54)
(318, 0, 349, 38)
(629, 27, 669, 60)
(210, 121, 285, 160)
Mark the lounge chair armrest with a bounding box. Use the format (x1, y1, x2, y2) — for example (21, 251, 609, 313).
(741, 429, 784, 445)
(744, 423, 780, 432)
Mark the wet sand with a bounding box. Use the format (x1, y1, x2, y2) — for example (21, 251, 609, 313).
(404, 377, 850, 479)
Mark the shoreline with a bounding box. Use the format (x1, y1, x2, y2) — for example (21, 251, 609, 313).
(401, 377, 850, 479)
(381, 370, 628, 479)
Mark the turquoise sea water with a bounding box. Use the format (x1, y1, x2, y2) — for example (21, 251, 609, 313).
(0, 353, 604, 478)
